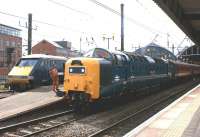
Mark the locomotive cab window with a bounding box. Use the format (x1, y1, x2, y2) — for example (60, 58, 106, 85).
(83, 48, 113, 62)
(93, 48, 113, 61)
(17, 59, 38, 67)
(84, 49, 94, 57)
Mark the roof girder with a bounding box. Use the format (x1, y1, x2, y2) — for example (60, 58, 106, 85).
(152, 0, 200, 45)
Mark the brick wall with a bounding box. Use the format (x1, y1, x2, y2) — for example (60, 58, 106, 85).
(0, 67, 8, 82)
(0, 34, 22, 79)
(32, 40, 56, 55)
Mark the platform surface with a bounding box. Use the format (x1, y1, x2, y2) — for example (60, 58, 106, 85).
(0, 86, 63, 121)
(124, 83, 200, 137)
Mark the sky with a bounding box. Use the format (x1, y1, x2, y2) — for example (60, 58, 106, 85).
(0, 0, 194, 55)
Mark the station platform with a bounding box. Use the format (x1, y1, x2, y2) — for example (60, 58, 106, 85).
(124, 83, 200, 137)
(0, 86, 63, 121)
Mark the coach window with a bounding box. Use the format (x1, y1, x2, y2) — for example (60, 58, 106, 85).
(46, 60, 51, 69)
(49, 60, 52, 66)
(44, 60, 47, 66)
(40, 60, 44, 67)
(57, 61, 62, 71)
(51, 60, 55, 67)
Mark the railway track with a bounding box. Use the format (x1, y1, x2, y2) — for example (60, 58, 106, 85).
(0, 110, 74, 137)
(0, 91, 15, 99)
(1, 81, 197, 137)
(88, 81, 199, 137)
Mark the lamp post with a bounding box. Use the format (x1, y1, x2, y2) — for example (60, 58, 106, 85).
(102, 35, 114, 50)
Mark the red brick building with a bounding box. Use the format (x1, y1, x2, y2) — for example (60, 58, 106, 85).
(0, 24, 22, 82)
(32, 39, 79, 57)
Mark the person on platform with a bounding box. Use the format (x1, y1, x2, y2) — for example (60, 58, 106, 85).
(49, 65, 59, 93)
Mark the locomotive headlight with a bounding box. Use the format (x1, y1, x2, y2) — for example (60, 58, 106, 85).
(81, 68, 85, 73)
(69, 67, 85, 74)
(69, 68, 73, 73)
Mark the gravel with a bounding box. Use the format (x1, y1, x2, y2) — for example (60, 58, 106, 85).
(35, 81, 198, 137)
(2, 81, 198, 137)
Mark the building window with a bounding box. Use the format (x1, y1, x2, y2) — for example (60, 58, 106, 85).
(0, 62, 4, 67)
(3, 41, 9, 46)
(0, 39, 3, 46)
(0, 24, 21, 37)
(11, 41, 15, 46)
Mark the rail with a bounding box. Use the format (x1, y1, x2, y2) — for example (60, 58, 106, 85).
(88, 82, 197, 137)
(0, 110, 74, 136)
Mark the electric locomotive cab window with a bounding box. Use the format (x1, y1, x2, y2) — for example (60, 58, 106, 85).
(17, 59, 38, 67)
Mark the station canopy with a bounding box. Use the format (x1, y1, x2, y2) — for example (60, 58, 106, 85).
(152, 0, 200, 46)
(135, 43, 177, 60)
(178, 45, 200, 64)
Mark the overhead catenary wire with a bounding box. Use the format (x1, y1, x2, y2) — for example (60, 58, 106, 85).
(135, 0, 192, 46)
(0, 11, 27, 20)
(87, 0, 165, 34)
(0, 9, 108, 46)
(48, 0, 164, 35)
(0, 4, 120, 51)
(48, 0, 93, 18)
(0, 1, 180, 52)
(0, 10, 84, 33)
(47, 0, 167, 44)
(0, 2, 159, 40)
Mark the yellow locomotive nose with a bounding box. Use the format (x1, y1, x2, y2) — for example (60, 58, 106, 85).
(64, 58, 100, 100)
(7, 66, 34, 84)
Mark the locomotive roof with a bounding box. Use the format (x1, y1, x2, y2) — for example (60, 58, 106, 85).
(21, 54, 67, 60)
(84, 48, 160, 63)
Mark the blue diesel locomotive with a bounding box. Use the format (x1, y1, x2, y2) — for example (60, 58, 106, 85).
(63, 48, 200, 105)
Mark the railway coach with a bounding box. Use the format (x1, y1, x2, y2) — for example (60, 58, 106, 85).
(7, 54, 67, 91)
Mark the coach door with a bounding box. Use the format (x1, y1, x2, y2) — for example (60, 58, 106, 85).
(39, 59, 50, 84)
